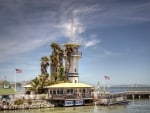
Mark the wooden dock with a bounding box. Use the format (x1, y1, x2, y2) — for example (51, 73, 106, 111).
(127, 91, 150, 99)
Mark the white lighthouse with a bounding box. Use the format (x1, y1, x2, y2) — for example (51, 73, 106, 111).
(64, 43, 81, 83)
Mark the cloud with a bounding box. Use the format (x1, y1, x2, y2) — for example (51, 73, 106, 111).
(74, 1, 150, 29)
(0, 1, 149, 58)
(73, 5, 100, 15)
(54, 18, 85, 43)
(84, 38, 99, 48)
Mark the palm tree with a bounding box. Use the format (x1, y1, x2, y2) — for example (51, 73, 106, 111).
(30, 73, 51, 94)
(38, 73, 49, 93)
(40, 56, 49, 74)
(29, 56, 50, 94)
(30, 77, 40, 94)
(50, 43, 64, 82)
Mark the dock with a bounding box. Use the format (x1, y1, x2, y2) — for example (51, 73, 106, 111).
(127, 91, 150, 99)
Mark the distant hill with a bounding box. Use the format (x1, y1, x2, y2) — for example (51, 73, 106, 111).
(110, 84, 150, 87)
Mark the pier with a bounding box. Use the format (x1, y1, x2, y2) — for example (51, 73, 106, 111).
(127, 91, 150, 99)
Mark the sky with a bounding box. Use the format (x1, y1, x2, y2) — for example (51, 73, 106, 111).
(0, 0, 150, 85)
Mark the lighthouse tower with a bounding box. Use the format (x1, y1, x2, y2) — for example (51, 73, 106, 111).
(64, 43, 81, 83)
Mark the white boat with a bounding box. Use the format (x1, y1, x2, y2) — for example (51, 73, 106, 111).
(64, 101, 74, 107)
(97, 90, 129, 105)
(75, 100, 84, 106)
(64, 100, 84, 106)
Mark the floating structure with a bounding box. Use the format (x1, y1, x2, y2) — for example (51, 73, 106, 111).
(96, 90, 129, 106)
(45, 83, 94, 107)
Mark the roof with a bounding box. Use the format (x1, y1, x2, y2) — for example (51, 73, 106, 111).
(45, 83, 93, 88)
(0, 87, 15, 95)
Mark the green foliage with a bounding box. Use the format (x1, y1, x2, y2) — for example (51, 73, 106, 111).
(30, 73, 50, 94)
(29, 42, 76, 94)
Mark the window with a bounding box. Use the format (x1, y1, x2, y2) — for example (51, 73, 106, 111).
(74, 68, 77, 72)
(53, 90, 56, 94)
(50, 90, 52, 94)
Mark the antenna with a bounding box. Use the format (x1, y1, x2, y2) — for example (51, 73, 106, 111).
(71, 10, 74, 42)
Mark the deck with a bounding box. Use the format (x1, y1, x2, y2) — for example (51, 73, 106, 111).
(127, 91, 150, 99)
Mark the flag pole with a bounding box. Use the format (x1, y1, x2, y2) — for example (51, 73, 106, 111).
(15, 69, 16, 92)
(104, 79, 106, 93)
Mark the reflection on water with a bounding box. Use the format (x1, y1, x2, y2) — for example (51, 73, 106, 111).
(0, 99, 150, 113)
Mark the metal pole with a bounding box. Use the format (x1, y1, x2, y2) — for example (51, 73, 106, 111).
(15, 68, 16, 92)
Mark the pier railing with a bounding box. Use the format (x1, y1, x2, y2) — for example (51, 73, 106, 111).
(127, 91, 150, 95)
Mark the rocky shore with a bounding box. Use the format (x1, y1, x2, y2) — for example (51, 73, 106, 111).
(0, 100, 54, 110)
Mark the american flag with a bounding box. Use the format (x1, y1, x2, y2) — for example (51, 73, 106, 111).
(104, 75, 110, 80)
(16, 68, 22, 73)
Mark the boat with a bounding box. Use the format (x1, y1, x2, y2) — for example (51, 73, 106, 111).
(96, 90, 129, 105)
(64, 100, 84, 106)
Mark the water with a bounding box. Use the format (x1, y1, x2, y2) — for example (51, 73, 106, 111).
(1, 99, 150, 113)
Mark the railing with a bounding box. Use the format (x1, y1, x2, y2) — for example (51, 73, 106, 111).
(71, 51, 82, 56)
(64, 51, 82, 57)
(127, 91, 150, 95)
(50, 94, 92, 100)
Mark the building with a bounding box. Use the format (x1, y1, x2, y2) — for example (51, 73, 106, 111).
(45, 42, 94, 107)
(45, 83, 94, 106)
(64, 43, 81, 83)
(0, 80, 15, 102)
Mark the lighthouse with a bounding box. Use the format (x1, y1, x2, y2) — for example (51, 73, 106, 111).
(64, 43, 81, 83)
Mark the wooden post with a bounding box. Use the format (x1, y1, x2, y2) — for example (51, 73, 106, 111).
(138, 95, 141, 99)
(132, 94, 134, 100)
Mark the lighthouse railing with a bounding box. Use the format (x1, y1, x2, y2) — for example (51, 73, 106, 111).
(71, 51, 82, 56)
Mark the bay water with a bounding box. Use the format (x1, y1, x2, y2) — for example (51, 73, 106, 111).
(0, 99, 150, 113)
(6, 86, 149, 113)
